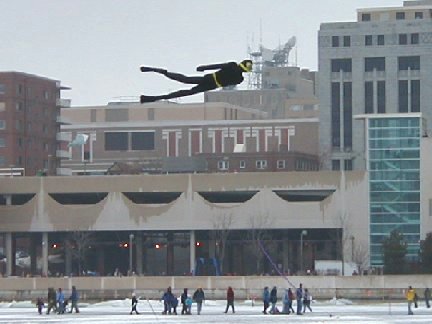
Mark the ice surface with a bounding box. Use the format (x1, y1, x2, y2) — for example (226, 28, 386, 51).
(0, 299, 431, 323)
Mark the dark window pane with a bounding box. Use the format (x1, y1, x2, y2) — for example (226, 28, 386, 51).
(398, 56, 420, 70)
(331, 59, 352, 73)
(399, 34, 408, 45)
(411, 33, 419, 44)
(411, 80, 420, 113)
(131, 132, 155, 150)
(415, 12, 423, 19)
(377, 35, 385, 45)
(343, 36, 351, 47)
(365, 35, 373, 46)
(332, 160, 340, 171)
(377, 81, 386, 114)
(365, 57, 385, 72)
(362, 13, 371, 21)
(344, 160, 353, 171)
(365, 82, 374, 114)
(399, 80, 408, 113)
(331, 82, 340, 148)
(343, 82, 352, 149)
(105, 132, 128, 151)
(396, 12, 405, 20)
(332, 36, 339, 47)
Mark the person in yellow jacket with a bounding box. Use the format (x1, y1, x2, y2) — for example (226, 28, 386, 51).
(406, 286, 416, 315)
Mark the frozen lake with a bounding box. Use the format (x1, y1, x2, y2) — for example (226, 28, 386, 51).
(0, 299, 431, 323)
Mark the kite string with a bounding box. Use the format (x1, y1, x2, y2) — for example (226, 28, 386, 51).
(258, 239, 296, 289)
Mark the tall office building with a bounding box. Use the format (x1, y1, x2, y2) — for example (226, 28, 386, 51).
(319, 0, 432, 171)
(0, 72, 70, 176)
(319, 1, 432, 265)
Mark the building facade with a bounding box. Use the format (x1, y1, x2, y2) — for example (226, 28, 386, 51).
(319, 0, 432, 171)
(0, 72, 70, 176)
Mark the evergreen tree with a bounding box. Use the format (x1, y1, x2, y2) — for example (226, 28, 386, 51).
(383, 230, 407, 274)
(419, 232, 432, 273)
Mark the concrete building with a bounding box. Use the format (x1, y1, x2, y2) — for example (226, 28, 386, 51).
(319, 0, 432, 171)
(59, 102, 319, 175)
(0, 72, 70, 176)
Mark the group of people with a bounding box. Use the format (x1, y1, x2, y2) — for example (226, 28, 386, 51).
(130, 286, 207, 315)
(406, 286, 431, 315)
(36, 286, 79, 315)
(263, 283, 312, 315)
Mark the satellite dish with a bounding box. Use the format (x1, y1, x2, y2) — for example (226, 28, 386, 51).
(286, 36, 296, 49)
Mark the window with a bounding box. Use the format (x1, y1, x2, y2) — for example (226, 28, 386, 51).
(398, 56, 420, 71)
(399, 80, 409, 113)
(0, 156, 5, 166)
(415, 12, 423, 19)
(411, 80, 420, 113)
(131, 132, 155, 150)
(105, 132, 128, 151)
(399, 34, 408, 45)
(0, 120, 5, 129)
(277, 160, 286, 169)
(16, 102, 23, 111)
(365, 35, 373, 46)
(239, 160, 246, 169)
(377, 81, 386, 114)
(217, 160, 229, 170)
(365, 82, 373, 114)
(344, 160, 353, 171)
(0, 102, 4, 112)
(361, 13, 371, 21)
(331, 82, 341, 148)
(331, 59, 352, 73)
(377, 35, 385, 45)
(332, 36, 339, 47)
(343, 36, 351, 47)
(332, 160, 340, 171)
(0, 84, 5, 94)
(365, 57, 385, 72)
(396, 12, 405, 20)
(411, 33, 419, 45)
(256, 160, 267, 169)
(0, 137, 5, 147)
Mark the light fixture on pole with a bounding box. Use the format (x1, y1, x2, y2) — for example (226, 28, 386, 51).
(300, 230, 307, 273)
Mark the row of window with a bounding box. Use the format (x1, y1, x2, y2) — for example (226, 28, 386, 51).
(361, 11, 425, 22)
(0, 83, 56, 100)
(331, 56, 420, 73)
(217, 159, 317, 171)
(0, 137, 52, 151)
(332, 33, 420, 48)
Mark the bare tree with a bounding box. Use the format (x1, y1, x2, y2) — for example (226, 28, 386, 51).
(352, 241, 369, 275)
(67, 231, 94, 276)
(247, 212, 271, 275)
(211, 211, 234, 274)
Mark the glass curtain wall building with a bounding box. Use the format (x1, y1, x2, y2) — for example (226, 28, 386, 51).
(368, 115, 421, 266)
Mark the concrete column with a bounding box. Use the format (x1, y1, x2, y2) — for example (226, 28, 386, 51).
(65, 240, 72, 276)
(282, 239, 289, 274)
(189, 230, 196, 275)
(30, 234, 38, 275)
(5, 232, 13, 276)
(42, 232, 49, 276)
(135, 234, 143, 275)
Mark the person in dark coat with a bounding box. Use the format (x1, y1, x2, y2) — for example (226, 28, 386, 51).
(130, 293, 139, 315)
(139, 60, 252, 103)
(193, 287, 205, 315)
(262, 286, 270, 314)
(180, 288, 190, 315)
(36, 297, 44, 315)
(288, 288, 296, 313)
(68, 286, 80, 313)
(224, 286, 235, 313)
(425, 287, 431, 308)
(270, 286, 278, 314)
(170, 293, 178, 315)
(46, 287, 57, 315)
(296, 283, 304, 315)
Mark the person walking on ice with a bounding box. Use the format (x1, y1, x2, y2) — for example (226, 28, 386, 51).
(139, 60, 252, 103)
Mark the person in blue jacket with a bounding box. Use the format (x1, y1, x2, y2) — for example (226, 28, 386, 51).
(262, 286, 270, 314)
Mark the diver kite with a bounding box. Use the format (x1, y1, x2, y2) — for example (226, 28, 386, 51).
(139, 60, 253, 103)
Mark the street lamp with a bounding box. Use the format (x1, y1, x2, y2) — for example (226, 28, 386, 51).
(129, 234, 134, 276)
(350, 236, 355, 262)
(300, 230, 308, 273)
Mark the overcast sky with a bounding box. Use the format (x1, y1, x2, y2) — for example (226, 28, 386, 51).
(0, 0, 400, 106)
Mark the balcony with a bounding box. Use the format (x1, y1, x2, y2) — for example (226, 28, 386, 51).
(56, 168, 72, 176)
(56, 150, 71, 159)
(56, 132, 72, 142)
(56, 115, 72, 125)
(56, 98, 71, 107)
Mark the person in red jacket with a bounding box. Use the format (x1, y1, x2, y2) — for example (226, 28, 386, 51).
(139, 60, 252, 103)
(224, 286, 235, 313)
